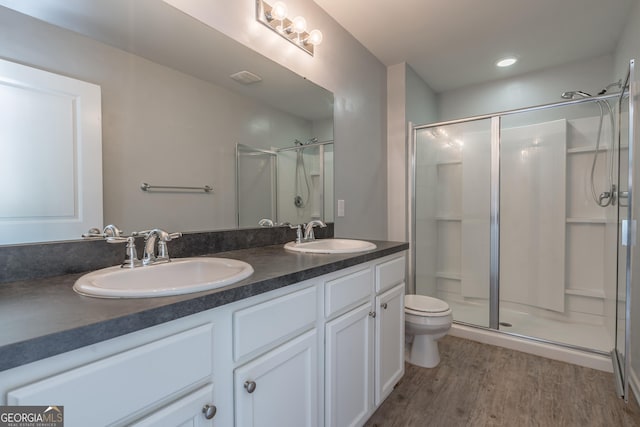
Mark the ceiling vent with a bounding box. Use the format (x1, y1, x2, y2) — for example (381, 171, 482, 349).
(230, 70, 263, 85)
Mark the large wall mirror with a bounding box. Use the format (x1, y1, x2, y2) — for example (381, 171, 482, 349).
(0, 0, 334, 245)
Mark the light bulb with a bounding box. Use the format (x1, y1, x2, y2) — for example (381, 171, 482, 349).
(291, 16, 307, 33)
(271, 1, 288, 21)
(306, 29, 323, 46)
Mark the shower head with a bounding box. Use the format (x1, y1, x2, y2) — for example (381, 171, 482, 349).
(561, 90, 591, 100)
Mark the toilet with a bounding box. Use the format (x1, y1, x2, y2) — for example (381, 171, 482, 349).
(404, 294, 453, 368)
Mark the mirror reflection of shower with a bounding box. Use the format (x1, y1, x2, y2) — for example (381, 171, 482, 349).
(560, 80, 621, 207)
(293, 138, 318, 209)
(235, 139, 334, 228)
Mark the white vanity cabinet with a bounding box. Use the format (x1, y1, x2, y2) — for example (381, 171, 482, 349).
(374, 256, 406, 406)
(374, 282, 405, 406)
(0, 251, 406, 427)
(234, 329, 318, 427)
(324, 254, 406, 427)
(131, 385, 215, 427)
(4, 323, 217, 426)
(231, 284, 319, 427)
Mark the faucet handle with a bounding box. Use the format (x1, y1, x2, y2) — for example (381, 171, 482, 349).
(156, 232, 181, 261)
(82, 224, 124, 239)
(82, 227, 103, 239)
(106, 236, 142, 268)
(289, 224, 304, 244)
(102, 224, 123, 238)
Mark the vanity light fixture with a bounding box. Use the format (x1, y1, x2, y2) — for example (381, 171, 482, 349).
(496, 57, 518, 67)
(256, 0, 323, 56)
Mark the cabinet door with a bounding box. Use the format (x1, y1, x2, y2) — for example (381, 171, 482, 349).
(325, 302, 374, 427)
(375, 283, 405, 406)
(131, 385, 215, 427)
(234, 329, 318, 427)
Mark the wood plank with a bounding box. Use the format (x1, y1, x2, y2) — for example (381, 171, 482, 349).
(365, 336, 640, 426)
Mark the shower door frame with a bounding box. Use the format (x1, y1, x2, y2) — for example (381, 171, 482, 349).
(409, 88, 633, 396)
(235, 143, 278, 228)
(614, 59, 634, 402)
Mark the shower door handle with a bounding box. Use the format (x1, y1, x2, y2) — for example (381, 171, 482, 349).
(622, 220, 636, 247)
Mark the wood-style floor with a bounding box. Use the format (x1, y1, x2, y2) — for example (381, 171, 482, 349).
(365, 336, 640, 427)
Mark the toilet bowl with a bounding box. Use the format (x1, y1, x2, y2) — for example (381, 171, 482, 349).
(404, 294, 453, 368)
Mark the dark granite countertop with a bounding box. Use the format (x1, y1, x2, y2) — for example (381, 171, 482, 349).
(0, 240, 408, 372)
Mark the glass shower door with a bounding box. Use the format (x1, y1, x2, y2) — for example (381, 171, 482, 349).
(236, 144, 277, 228)
(413, 119, 492, 328)
(614, 60, 633, 401)
(498, 101, 618, 352)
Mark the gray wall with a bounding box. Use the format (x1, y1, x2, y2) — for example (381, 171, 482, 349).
(438, 55, 615, 121)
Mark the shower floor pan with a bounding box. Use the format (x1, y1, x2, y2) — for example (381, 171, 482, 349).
(444, 299, 612, 353)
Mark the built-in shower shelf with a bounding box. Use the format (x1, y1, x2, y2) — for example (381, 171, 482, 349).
(567, 146, 612, 154)
(565, 288, 605, 299)
(566, 217, 608, 224)
(435, 215, 462, 221)
(435, 271, 462, 281)
(436, 160, 462, 166)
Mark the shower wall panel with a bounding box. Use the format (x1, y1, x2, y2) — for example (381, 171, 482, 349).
(500, 119, 567, 313)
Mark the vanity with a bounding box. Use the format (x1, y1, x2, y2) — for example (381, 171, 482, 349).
(0, 3, 399, 425)
(0, 238, 407, 427)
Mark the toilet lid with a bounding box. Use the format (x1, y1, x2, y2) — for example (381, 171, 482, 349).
(405, 295, 450, 313)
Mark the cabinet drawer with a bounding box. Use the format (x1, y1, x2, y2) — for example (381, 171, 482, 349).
(375, 255, 406, 293)
(234, 285, 316, 361)
(8, 324, 213, 426)
(131, 384, 214, 426)
(325, 267, 372, 319)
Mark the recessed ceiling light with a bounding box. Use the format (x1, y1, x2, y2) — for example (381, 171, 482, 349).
(496, 57, 518, 67)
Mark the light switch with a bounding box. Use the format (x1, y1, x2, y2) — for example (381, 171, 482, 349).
(337, 199, 345, 217)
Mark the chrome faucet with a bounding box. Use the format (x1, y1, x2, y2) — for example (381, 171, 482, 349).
(82, 224, 124, 239)
(142, 229, 182, 266)
(303, 220, 326, 241)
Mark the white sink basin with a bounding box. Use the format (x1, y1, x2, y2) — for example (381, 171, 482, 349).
(284, 239, 377, 254)
(73, 257, 254, 298)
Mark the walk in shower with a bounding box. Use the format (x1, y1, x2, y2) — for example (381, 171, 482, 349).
(410, 61, 635, 400)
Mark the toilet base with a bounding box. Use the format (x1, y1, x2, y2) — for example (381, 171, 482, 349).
(408, 335, 441, 368)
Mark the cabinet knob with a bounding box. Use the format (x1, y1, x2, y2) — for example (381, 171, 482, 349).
(381, 303, 388, 309)
(369, 311, 376, 318)
(202, 404, 217, 420)
(244, 380, 257, 393)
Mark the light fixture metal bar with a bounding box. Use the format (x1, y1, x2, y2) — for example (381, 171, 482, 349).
(256, 0, 316, 56)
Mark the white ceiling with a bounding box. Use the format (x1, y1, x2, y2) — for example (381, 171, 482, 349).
(314, 0, 636, 92)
